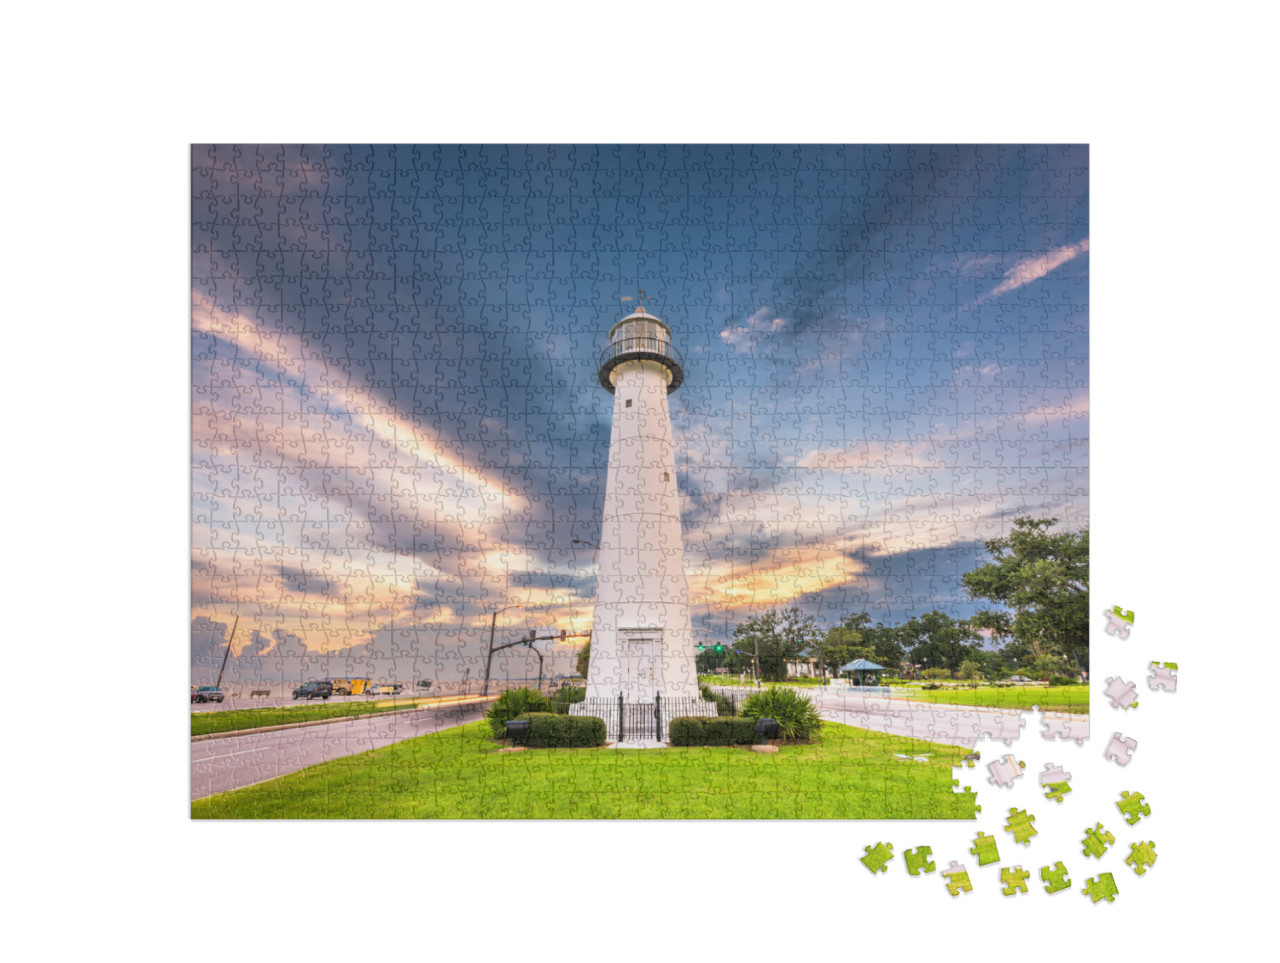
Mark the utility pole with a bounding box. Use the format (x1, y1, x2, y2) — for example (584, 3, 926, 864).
(215, 615, 239, 688)
(482, 604, 523, 696)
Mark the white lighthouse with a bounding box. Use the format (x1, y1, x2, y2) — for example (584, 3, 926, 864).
(578, 304, 716, 727)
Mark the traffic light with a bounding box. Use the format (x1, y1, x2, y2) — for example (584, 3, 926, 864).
(715, 644, 724, 652)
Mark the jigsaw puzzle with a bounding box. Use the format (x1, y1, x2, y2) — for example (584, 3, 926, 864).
(861, 842, 894, 874)
(1125, 840, 1158, 875)
(1082, 823, 1116, 859)
(1005, 808, 1039, 845)
(1039, 762, 1073, 803)
(1040, 861, 1072, 894)
(942, 861, 974, 897)
(1082, 872, 1119, 903)
(1000, 866, 1030, 895)
(904, 847, 936, 876)
(970, 831, 1001, 866)
(1104, 732, 1139, 766)
(1104, 676, 1139, 710)
(1116, 790, 1151, 825)
(1148, 662, 1178, 692)
(190, 144, 1090, 824)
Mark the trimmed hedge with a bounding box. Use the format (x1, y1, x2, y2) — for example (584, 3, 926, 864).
(669, 715, 758, 746)
(485, 687, 554, 736)
(516, 712, 606, 748)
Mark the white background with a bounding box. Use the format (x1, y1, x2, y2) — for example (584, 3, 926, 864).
(8, 2, 1272, 957)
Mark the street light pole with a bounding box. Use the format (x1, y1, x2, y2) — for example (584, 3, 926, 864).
(482, 604, 523, 697)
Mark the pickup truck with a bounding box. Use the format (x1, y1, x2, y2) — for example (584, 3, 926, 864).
(292, 681, 333, 700)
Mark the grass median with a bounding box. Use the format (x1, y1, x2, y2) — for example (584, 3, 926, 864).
(191, 720, 980, 819)
(191, 697, 480, 737)
(898, 684, 1088, 714)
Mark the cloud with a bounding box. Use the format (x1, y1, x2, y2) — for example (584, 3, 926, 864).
(985, 239, 1089, 299)
(719, 307, 787, 354)
(795, 440, 944, 471)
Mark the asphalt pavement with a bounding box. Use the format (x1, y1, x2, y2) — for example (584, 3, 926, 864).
(191, 699, 491, 800)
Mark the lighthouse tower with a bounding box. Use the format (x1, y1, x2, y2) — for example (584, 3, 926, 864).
(580, 304, 715, 719)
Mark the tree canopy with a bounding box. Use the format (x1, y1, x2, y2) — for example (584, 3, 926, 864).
(962, 516, 1089, 672)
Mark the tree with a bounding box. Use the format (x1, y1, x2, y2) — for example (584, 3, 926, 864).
(825, 613, 906, 674)
(898, 610, 982, 673)
(819, 625, 863, 677)
(962, 517, 1089, 672)
(575, 642, 590, 680)
(732, 607, 820, 682)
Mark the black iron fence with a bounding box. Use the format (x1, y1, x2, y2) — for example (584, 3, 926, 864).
(573, 693, 726, 742)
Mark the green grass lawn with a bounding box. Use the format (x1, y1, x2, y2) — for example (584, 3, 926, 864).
(898, 684, 1088, 714)
(700, 675, 826, 687)
(192, 700, 425, 737)
(191, 720, 980, 819)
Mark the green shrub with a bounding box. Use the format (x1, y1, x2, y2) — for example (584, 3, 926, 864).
(518, 712, 606, 748)
(669, 717, 705, 747)
(485, 687, 553, 737)
(669, 715, 757, 746)
(738, 687, 824, 741)
(1048, 676, 1077, 687)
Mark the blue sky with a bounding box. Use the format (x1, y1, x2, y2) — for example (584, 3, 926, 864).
(192, 144, 1088, 683)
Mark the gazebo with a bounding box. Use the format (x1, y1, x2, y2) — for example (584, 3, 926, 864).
(839, 658, 885, 687)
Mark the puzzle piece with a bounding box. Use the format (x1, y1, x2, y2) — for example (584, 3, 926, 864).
(1104, 675, 1139, 710)
(1043, 781, 1072, 803)
(987, 754, 1026, 788)
(1148, 661, 1178, 692)
(1116, 790, 1151, 825)
(1000, 865, 1030, 895)
(942, 861, 973, 897)
(904, 846, 936, 876)
(1082, 822, 1115, 859)
(1082, 872, 1119, 903)
(861, 842, 894, 874)
(1102, 608, 1132, 638)
(1039, 762, 1072, 785)
(1005, 807, 1038, 845)
(1040, 861, 1071, 894)
(970, 831, 1001, 866)
(1125, 840, 1157, 875)
(1104, 732, 1138, 766)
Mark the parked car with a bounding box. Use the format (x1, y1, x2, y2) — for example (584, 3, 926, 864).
(191, 685, 225, 703)
(366, 682, 404, 695)
(292, 681, 333, 700)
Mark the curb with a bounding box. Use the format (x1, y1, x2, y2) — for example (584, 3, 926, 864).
(191, 697, 497, 742)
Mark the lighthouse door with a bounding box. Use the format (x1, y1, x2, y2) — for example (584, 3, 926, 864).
(619, 629, 661, 702)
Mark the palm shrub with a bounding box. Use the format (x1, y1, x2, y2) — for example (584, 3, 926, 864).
(738, 686, 823, 741)
(485, 687, 553, 737)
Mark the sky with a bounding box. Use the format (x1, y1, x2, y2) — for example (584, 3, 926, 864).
(191, 144, 1088, 685)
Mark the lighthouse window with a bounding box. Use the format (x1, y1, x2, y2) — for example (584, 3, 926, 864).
(625, 399, 632, 408)
(663, 472, 670, 481)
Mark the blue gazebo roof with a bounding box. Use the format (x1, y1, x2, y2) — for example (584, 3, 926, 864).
(839, 658, 885, 672)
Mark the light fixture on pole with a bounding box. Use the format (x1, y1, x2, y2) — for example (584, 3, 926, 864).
(482, 603, 523, 696)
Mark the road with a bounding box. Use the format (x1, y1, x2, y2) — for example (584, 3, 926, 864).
(191, 699, 491, 800)
(713, 685, 1047, 749)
